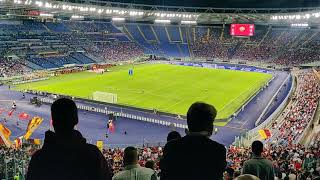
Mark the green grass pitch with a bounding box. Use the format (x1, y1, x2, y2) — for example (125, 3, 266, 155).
(15, 63, 272, 126)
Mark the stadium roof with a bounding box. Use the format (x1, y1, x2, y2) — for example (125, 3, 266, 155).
(89, 0, 320, 9)
(1, 0, 320, 25)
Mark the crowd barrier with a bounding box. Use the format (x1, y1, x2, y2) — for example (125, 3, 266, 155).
(12, 77, 49, 85)
(40, 98, 188, 130)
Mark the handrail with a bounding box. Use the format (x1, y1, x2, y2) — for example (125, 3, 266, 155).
(296, 101, 319, 144)
(39, 97, 188, 129)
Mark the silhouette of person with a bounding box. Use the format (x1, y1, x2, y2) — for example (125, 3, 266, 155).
(26, 98, 112, 180)
(160, 102, 226, 180)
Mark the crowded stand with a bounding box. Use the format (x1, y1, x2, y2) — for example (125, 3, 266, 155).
(0, 20, 320, 75)
(1, 69, 319, 179)
(87, 41, 144, 62)
(0, 58, 30, 77)
(270, 71, 319, 145)
(1, 12, 320, 180)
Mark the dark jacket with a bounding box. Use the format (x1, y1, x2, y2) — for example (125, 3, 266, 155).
(160, 135, 227, 180)
(242, 155, 275, 180)
(26, 130, 112, 180)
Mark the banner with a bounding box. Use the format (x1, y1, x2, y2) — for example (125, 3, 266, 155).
(24, 116, 43, 140)
(14, 136, 23, 149)
(0, 123, 12, 147)
(96, 140, 104, 152)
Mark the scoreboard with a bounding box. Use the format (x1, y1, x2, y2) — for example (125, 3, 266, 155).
(230, 24, 255, 36)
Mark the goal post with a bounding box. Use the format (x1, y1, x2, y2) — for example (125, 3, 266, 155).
(92, 91, 118, 104)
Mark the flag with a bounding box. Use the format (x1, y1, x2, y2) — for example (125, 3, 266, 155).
(96, 140, 104, 152)
(34, 139, 41, 145)
(14, 137, 23, 149)
(19, 112, 30, 120)
(0, 123, 12, 147)
(24, 116, 43, 140)
(258, 129, 272, 139)
(8, 109, 15, 117)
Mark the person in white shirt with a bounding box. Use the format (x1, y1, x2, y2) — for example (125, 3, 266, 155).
(113, 146, 157, 180)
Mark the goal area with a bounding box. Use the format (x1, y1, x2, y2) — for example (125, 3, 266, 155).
(92, 91, 118, 104)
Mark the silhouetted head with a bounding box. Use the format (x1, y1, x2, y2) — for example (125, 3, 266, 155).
(235, 174, 260, 180)
(226, 167, 235, 177)
(187, 102, 217, 135)
(166, 131, 181, 142)
(234, 171, 241, 179)
(145, 160, 155, 170)
(124, 146, 138, 166)
(51, 98, 78, 134)
(251, 140, 264, 156)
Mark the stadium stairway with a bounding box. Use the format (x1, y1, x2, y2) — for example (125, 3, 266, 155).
(228, 42, 242, 59)
(85, 53, 104, 63)
(25, 60, 44, 70)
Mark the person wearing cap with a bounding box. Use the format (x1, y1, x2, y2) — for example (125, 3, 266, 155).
(160, 102, 226, 180)
(26, 98, 112, 180)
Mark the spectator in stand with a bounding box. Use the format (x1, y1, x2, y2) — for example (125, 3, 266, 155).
(112, 146, 157, 180)
(225, 167, 235, 180)
(145, 160, 156, 170)
(26, 98, 112, 180)
(235, 174, 261, 180)
(234, 171, 241, 179)
(275, 172, 283, 180)
(166, 131, 181, 142)
(242, 141, 275, 180)
(160, 102, 226, 180)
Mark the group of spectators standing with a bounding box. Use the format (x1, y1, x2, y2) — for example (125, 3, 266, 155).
(0, 94, 315, 180)
(0, 144, 39, 179)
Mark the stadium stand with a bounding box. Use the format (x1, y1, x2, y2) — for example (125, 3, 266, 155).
(0, 69, 319, 179)
(1, 20, 320, 75)
(1, 5, 320, 178)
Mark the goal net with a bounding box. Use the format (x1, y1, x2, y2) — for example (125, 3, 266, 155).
(92, 91, 118, 104)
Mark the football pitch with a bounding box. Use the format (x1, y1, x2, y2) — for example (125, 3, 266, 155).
(15, 63, 272, 125)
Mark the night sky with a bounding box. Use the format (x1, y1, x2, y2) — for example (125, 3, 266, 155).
(106, 0, 319, 8)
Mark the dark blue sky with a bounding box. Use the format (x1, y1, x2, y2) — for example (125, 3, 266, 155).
(108, 0, 319, 8)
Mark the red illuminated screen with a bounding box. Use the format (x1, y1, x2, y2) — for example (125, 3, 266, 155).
(230, 24, 255, 36)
